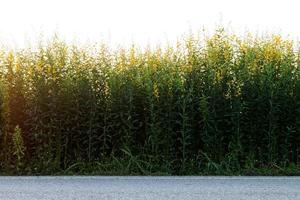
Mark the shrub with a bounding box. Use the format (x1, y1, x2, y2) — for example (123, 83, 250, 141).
(0, 30, 299, 175)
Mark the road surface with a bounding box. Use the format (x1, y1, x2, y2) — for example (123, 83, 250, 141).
(0, 176, 299, 200)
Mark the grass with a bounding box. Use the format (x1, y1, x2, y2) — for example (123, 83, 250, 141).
(0, 29, 299, 175)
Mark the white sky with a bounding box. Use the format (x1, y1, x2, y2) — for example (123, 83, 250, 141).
(0, 0, 299, 48)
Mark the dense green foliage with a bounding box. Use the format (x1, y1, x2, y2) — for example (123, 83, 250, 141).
(0, 30, 299, 175)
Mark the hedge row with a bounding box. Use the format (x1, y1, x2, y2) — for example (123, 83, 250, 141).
(0, 30, 299, 174)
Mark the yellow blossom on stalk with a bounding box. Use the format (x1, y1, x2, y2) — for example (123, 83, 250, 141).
(46, 64, 52, 75)
(226, 78, 242, 99)
(104, 81, 110, 96)
(184, 64, 193, 73)
(129, 45, 136, 66)
(284, 40, 294, 54)
(223, 43, 232, 61)
(36, 59, 44, 72)
(15, 58, 21, 73)
(28, 66, 33, 76)
(214, 69, 223, 84)
(118, 49, 127, 71)
(238, 41, 248, 54)
(7, 51, 14, 65)
(264, 43, 278, 62)
(153, 82, 159, 98)
(273, 35, 282, 46)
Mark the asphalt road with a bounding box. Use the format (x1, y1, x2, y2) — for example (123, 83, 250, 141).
(0, 176, 299, 200)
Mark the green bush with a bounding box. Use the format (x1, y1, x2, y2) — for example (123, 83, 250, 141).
(0, 30, 299, 175)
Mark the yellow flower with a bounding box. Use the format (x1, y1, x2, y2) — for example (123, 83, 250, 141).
(273, 35, 281, 46)
(15, 58, 21, 73)
(153, 83, 159, 98)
